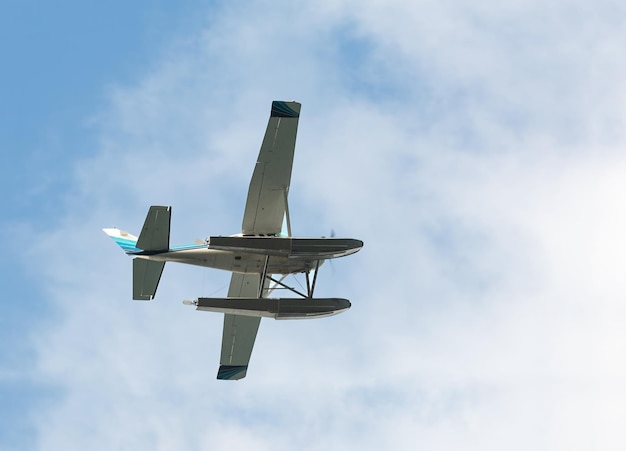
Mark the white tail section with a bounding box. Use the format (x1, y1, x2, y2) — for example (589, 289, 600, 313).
(104, 206, 172, 300)
(103, 228, 139, 254)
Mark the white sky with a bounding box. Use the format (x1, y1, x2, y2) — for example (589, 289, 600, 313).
(3, 0, 626, 449)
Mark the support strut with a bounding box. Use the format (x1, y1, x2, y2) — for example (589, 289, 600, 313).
(283, 187, 292, 238)
(310, 260, 320, 299)
(258, 255, 270, 298)
(260, 260, 322, 300)
(267, 275, 308, 299)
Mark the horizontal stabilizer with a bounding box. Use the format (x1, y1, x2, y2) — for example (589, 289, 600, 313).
(196, 297, 350, 319)
(133, 258, 166, 300)
(137, 206, 171, 251)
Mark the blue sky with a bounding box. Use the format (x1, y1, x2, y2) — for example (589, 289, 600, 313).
(3, 1, 626, 449)
(1, 2, 209, 447)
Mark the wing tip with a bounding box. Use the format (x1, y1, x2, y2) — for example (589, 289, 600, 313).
(271, 100, 300, 118)
(217, 365, 248, 380)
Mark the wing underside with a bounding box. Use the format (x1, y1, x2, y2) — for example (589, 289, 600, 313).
(241, 101, 301, 236)
(217, 100, 301, 380)
(218, 273, 264, 380)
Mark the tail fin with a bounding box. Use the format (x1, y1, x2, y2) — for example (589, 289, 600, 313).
(103, 206, 171, 253)
(104, 206, 172, 300)
(103, 228, 140, 254)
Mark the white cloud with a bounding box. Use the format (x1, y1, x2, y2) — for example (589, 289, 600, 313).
(22, 0, 626, 449)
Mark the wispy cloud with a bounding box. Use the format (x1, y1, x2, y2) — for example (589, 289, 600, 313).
(17, 0, 626, 449)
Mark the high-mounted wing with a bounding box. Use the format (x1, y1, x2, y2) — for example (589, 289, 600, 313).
(217, 101, 301, 380)
(217, 273, 262, 380)
(242, 101, 301, 236)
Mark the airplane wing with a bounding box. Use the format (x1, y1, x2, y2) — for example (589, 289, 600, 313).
(217, 100, 301, 380)
(217, 273, 262, 380)
(242, 101, 301, 235)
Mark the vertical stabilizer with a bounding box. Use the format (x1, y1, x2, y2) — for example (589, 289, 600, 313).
(103, 228, 139, 253)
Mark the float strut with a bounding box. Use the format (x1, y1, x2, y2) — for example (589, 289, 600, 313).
(258, 255, 270, 298)
(309, 260, 320, 298)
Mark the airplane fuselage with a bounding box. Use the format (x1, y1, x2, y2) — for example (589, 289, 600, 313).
(130, 236, 363, 275)
(133, 247, 311, 274)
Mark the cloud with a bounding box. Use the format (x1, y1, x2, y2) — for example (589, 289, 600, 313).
(18, 0, 626, 449)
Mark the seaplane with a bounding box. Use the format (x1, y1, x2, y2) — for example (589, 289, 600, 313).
(103, 101, 363, 380)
